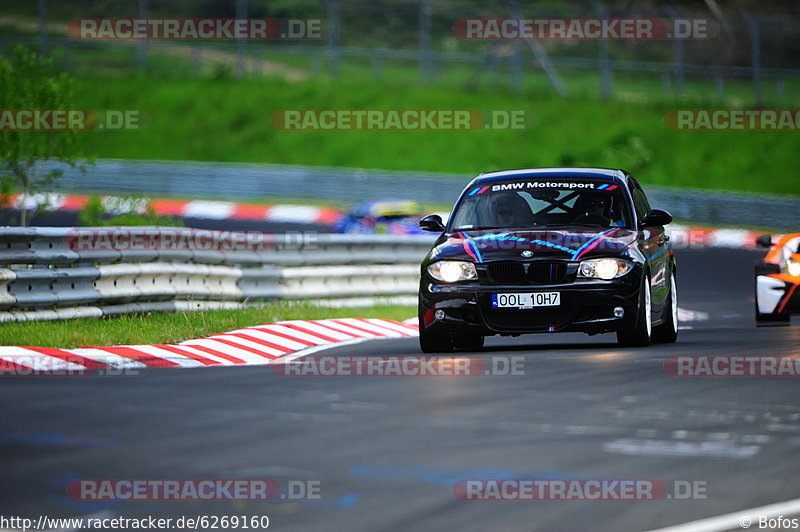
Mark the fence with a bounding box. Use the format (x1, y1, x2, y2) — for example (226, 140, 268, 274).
(3, 0, 800, 104)
(0, 227, 434, 322)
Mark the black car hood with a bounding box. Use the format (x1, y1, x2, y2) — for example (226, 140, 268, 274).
(433, 228, 637, 262)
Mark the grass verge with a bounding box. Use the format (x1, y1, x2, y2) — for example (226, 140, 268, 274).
(71, 75, 800, 197)
(0, 302, 415, 348)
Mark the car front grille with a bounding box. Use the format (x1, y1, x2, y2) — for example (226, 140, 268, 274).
(486, 261, 568, 285)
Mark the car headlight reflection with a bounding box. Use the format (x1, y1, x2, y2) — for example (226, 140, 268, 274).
(788, 258, 800, 277)
(578, 258, 633, 280)
(428, 261, 478, 283)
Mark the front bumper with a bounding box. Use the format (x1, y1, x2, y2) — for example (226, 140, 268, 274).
(419, 273, 642, 336)
(756, 271, 800, 317)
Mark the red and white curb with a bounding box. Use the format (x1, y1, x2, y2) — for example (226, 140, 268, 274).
(0, 319, 418, 374)
(7, 193, 342, 225)
(666, 224, 772, 249)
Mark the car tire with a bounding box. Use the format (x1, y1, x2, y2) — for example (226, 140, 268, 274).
(652, 272, 679, 344)
(419, 327, 453, 353)
(418, 305, 453, 353)
(617, 272, 652, 347)
(452, 334, 484, 351)
(755, 306, 790, 326)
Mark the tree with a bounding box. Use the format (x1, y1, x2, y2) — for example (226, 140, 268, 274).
(0, 45, 89, 226)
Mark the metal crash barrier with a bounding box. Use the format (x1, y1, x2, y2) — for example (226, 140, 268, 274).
(0, 227, 434, 322)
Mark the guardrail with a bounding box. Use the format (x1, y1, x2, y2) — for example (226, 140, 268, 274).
(0, 227, 434, 322)
(35, 159, 800, 231)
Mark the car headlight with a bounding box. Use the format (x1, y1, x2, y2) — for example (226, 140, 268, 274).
(788, 259, 800, 277)
(577, 258, 633, 280)
(427, 261, 478, 283)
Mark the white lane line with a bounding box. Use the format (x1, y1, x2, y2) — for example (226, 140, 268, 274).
(646, 497, 800, 531)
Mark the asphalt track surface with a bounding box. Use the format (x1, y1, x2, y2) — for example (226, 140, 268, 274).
(2, 248, 800, 532)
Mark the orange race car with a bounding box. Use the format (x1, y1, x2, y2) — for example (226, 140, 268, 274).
(755, 233, 800, 326)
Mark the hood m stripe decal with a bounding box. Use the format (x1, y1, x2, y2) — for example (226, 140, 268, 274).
(571, 228, 621, 260)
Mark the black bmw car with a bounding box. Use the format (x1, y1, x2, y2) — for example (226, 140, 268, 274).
(417, 168, 678, 352)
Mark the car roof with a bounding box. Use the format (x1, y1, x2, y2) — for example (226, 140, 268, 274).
(470, 167, 628, 186)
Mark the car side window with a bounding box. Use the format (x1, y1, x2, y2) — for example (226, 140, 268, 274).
(628, 179, 651, 221)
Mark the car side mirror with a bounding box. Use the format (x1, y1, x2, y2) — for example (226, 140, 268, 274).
(419, 214, 445, 232)
(755, 234, 773, 248)
(639, 209, 673, 227)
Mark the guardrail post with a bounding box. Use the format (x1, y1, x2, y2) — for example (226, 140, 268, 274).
(138, 0, 149, 70)
(507, 2, 524, 92)
(418, 0, 433, 85)
(661, 71, 671, 96)
(236, 0, 248, 78)
(325, 0, 340, 76)
(37, 0, 46, 58)
(741, 11, 762, 106)
(191, 46, 202, 76)
(372, 50, 384, 79)
(714, 68, 724, 101)
(663, 6, 684, 99)
(63, 41, 72, 71)
(593, 1, 612, 99)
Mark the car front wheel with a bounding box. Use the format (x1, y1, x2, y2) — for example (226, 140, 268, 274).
(652, 272, 679, 344)
(617, 273, 652, 347)
(418, 305, 453, 353)
(452, 333, 484, 351)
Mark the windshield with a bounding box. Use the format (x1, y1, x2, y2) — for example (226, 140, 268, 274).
(449, 181, 634, 231)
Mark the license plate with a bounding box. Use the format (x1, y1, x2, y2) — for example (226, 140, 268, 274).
(491, 292, 560, 309)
